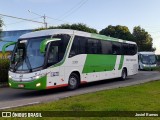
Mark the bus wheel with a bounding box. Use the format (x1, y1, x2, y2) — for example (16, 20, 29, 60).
(121, 69, 127, 80)
(139, 65, 141, 70)
(68, 73, 79, 90)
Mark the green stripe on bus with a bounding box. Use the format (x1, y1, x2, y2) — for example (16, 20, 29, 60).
(82, 54, 117, 73)
(91, 33, 118, 41)
(118, 55, 124, 70)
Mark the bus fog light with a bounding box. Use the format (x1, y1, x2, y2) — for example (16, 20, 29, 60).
(36, 83, 41, 87)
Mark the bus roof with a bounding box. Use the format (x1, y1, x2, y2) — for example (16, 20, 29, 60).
(19, 29, 136, 44)
(138, 52, 155, 55)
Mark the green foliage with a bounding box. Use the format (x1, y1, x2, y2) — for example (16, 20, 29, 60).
(35, 23, 98, 33)
(100, 25, 155, 52)
(133, 26, 155, 51)
(0, 59, 10, 83)
(35, 23, 155, 52)
(99, 25, 134, 41)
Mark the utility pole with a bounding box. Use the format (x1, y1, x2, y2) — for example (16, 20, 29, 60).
(43, 14, 47, 28)
(28, 10, 47, 28)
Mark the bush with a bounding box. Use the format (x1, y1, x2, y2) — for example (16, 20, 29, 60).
(35, 23, 98, 34)
(0, 59, 10, 83)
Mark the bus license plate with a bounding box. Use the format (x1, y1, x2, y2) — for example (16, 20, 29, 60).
(18, 84, 24, 88)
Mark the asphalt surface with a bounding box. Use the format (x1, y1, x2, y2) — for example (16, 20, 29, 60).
(0, 71, 160, 110)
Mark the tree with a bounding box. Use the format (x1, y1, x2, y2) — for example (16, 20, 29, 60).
(35, 23, 98, 33)
(0, 18, 3, 39)
(132, 26, 155, 51)
(99, 25, 134, 41)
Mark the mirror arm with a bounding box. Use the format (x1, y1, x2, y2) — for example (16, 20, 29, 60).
(2, 42, 17, 54)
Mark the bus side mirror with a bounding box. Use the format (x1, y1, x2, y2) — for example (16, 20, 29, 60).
(2, 42, 17, 54)
(40, 38, 61, 53)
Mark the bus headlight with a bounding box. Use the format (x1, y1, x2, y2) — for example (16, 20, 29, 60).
(35, 76, 40, 79)
(9, 75, 12, 79)
(9, 83, 11, 86)
(36, 83, 41, 87)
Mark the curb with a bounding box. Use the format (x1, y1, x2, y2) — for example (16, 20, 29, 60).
(0, 83, 9, 88)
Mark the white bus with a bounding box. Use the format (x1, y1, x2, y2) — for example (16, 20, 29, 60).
(3, 29, 138, 90)
(138, 52, 157, 70)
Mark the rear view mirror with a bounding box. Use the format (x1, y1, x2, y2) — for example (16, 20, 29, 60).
(40, 38, 61, 53)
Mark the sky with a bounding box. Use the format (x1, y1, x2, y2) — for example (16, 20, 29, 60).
(0, 0, 160, 54)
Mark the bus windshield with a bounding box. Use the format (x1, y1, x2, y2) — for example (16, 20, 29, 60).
(10, 36, 49, 72)
(141, 54, 156, 64)
(10, 34, 71, 72)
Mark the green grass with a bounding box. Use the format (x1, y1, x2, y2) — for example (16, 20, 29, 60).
(5, 80, 160, 120)
(153, 66, 160, 71)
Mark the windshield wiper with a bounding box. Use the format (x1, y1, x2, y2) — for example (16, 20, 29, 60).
(13, 58, 23, 72)
(25, 56, 32, 72)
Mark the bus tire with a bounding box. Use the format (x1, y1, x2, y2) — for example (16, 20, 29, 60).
(139, 65, 141, 70)
(120, 68, 127, 80)
(68, 73, 79, 90)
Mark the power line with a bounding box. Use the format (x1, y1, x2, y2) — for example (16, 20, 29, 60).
(60, 0, 88, 20)
(40, 0, 88, 24)
(46, 16, 69, 23)
(57, 0, 87, 19)
(5, 17, 41, 26)
(28, 10, 47, 28)
(28, 10, 71, 28)
(0, 13, 45, 25)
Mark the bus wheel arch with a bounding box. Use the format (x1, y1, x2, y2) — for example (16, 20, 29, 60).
(67, 71, 80, 90)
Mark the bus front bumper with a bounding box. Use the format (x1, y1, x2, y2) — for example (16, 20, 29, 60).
(8, 76, 47, 90)
(143, 65, 157, 70)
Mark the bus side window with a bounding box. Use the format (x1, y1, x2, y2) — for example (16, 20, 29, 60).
(69, 36, 79, 57)
(129, 44, 137, 55)
(79, 37, 87, 54)
(48, 46, 58, 64)
(122, 43, 129, 55)
(87, 39, 99, 54)
(112, 42, 122, 55)
(69, 36, 88, 57)
(47, 42, 59, 66)
(101, 41, 112, 54)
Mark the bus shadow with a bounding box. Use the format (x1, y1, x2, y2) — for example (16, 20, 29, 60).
(13, 77, 132, 99)
(80, 77, 132, 88)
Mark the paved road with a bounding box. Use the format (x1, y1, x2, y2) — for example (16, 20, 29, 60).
(0, 71, 160, 110)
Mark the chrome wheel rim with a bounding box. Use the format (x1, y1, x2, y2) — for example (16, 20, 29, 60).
(122, 71, 126, 79)
(69, 77, 77, 87)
